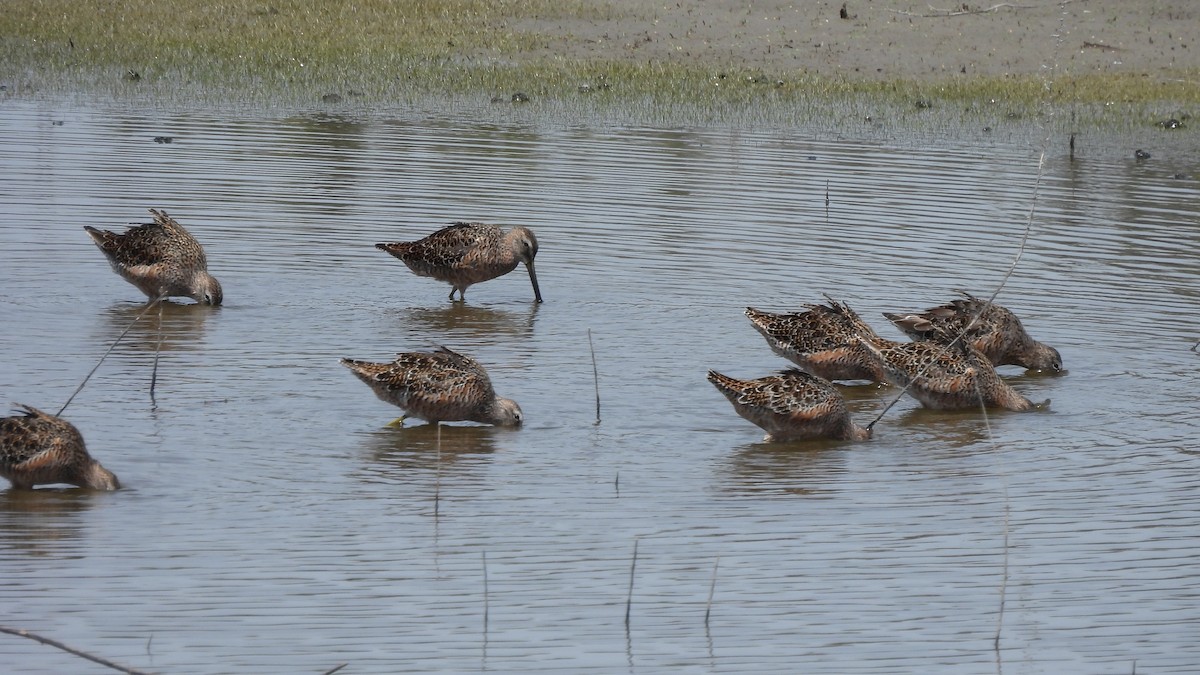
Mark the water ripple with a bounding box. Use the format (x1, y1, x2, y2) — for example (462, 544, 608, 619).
(1, 99, 1198, 673)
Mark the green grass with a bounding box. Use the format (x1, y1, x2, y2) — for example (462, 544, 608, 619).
(3, 0, 1198, 125)
(1, 0, 593, 82)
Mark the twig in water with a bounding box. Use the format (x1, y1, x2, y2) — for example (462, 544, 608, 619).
(705, 557, 720, 627)
(1081, 40, 1122, 52)
(0, 625, 151, 675)
(614, 472, 620, 498)
(1191, 339, 1198, 352)
(886, 2, 1047, 18)
(58, 299, 162, 416)
(320, 664, 348, 675)
(825, 179, 830, 220)
(625, 538, 639, 627)
(588, 329, 601, 425)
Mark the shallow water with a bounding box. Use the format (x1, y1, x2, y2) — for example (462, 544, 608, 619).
(1, 99, 1198, 673)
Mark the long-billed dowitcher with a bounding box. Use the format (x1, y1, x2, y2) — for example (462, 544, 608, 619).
(883, 292, 1061, 372)
(707, 369, 872, 442)
(0, 405, 120, 490)
(84, 208, 223, 305)
(376, 222, 542, 303)
(745, 297, 883, 382)
(856, 329, 1044, 411)
(341, 347, 523, 427)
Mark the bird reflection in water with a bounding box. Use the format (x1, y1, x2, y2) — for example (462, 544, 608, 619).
(100, 300, 214, 354)
(355, 425, 500, 485)
(385, 301, 539, 343)
(720, 439, 851, 498)
(0, 488, 104, 558)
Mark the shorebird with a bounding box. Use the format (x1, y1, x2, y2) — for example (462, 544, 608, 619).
(341, 347, 523, 427)
(375, 222, 542, 303)
(856, 328, 1044, 411)
(745, 297, 883, 382)
(707, 369, 872, 442)
(84, 208, 223, 305)
(0, 405, 120, 490)
(883, 292, 1061, 372)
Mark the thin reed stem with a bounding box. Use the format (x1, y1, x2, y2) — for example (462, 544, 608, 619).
(482, 550, 490, 634)
(434, 422, 442, 519)
(625, 538, 639, 627)
(150, 299, 163, 410)
(58, 299, 162, 417)
(705, 557, 720, 627)
(588, 329, 601, 425)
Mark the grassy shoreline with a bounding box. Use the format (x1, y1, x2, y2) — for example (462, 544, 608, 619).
(4, 0, 1198, 126)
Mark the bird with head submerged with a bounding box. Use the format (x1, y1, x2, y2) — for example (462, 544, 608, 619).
(84, 208, 222, 305)
(0, 404, 120, 490)
(341, 346, 524, 427)
(856, 325, 1047, 412)
(745, 296, 884, 383)
(376, 222, 542, 303)
(883, 291, 1061, 372)
(707, 368, 872, 442)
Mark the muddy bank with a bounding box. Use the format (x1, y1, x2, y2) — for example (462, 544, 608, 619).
(511, 1, 1197, 83)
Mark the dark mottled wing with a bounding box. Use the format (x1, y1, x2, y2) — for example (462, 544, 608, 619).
(376, 222, 501, 277)
(414, 223, 493, 266)
(881, 341, 982, 395)
(0, 405, 72, 470)
(816, 296, 881, 339)
(712, 369, 839, 419)
(387, 349, 495, 410)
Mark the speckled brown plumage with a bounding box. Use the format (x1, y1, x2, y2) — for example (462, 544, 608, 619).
(341, 347, 523, 426)
(883, 292, 1060, 372)
(745, 297, 883, 382)
(0, 405, 119, 490)
(856, 330, 1043, 411)
(84, 208, 222, 305)
(376, 222, 542, 303)
(707, 369, 872, 442)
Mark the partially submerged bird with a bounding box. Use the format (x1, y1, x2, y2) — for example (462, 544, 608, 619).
(376, 222, 542, 303)
(341, 346, 523, 427)
(883, 292, 1061, 372)
(856, 329, 1043, 411)
(707, 369, 872, 442)
(745, 297, 883, 382)
(0, 404, 120, 490)
(84, 208, 223, 305)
